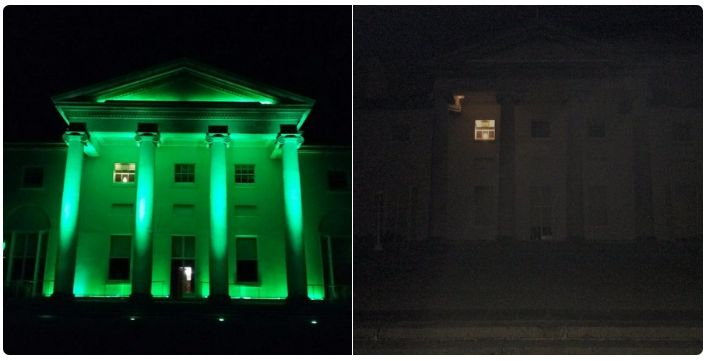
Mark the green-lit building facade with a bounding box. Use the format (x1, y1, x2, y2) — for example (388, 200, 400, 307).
(4, 60, 351, 301)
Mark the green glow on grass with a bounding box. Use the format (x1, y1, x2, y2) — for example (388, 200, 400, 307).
(54, 133, 85, 296)
(133, 135, 157, 296)
(208, 134, 229, 298)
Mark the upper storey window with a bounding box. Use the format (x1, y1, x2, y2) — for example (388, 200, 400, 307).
(531, 120, 550, 138)
(474, 120, 495, 141)
(174, 164, 195, 183)
(113, 163, 135, 183)
(235, 164, 255, 184)
(22, 167, 44, 188)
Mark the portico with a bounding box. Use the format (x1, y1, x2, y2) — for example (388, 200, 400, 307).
(48, 59, 319, 301)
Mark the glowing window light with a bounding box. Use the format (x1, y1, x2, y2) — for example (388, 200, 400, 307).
(475, 120, 496, 141)
(113, 163, 136, 183)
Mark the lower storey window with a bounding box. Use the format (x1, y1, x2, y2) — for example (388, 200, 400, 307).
(108, 235, 131, 281)
(235, 237, 258, 283)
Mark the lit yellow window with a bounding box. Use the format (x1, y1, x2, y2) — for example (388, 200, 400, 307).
(113, 163, 136, 183)
(475, 120, 495, 141)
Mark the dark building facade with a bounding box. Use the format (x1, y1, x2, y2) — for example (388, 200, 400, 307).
(355, 25, 701, 248)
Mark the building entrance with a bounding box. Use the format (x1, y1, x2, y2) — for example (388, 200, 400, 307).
(170, 235, 196, 299)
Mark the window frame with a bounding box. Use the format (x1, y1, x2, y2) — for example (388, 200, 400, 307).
(174, 163, 196, 183)
(108, 235, 131, 281)
(474, 120, 496, 141)
(113, 163, 136, 184)
(21, 166, 44, 189)
(327, 170, 349, 192)
(531, 120, 551, 139)
(234, 164, 256, 185)
(235, 236, 259, 284)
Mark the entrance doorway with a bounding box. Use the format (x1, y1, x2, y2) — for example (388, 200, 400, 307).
(170, 235, 195, 299)
(170, 259, 195, 298)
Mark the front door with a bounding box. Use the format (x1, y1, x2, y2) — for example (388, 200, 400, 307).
(170, 259, 195, 299)
(170, 235, 196, 299)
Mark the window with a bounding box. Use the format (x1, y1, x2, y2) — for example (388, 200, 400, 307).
(473, 186, 493, 226)
(22, 167, 44, 188)
(672, 120, 692, 142)
(327, 171, 348, 191)
(587, 186, 608, 226)
(588, 118, 606, 138)
(474, 120, 495, 141)
(529, 186, 552, 240)
(174, 164, 195, 183)
(172, 235, 196, 259)
(531, 120, 550, 138)
(108, 235, 131, 281)
(235, 164, 255, 184)
(5, 232, 48, 297)
(235, 237, 258, 283)
(113, 163, 135, 183)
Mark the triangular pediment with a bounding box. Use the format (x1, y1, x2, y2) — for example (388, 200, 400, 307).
(53, 59, 314, 106)
(439, 25, 617, 65)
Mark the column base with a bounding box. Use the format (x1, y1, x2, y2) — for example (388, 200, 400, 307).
(128, 293, 154, 304)
(286, 295, 310, 306)
(50, 292, 75, 303)
(207, 294, 231, 305)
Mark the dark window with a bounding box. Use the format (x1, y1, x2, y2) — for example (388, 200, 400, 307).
(172, 235, 195, 259)
(587, 186, 608, 226)
(22, 167, 43, 188)
(236, 237, 258, 283)
(473, 186, 493, 226)
(672, 121, 692, 142)
(328, 171, 348, 191)
(174, 164, 195, 183)
(588, 119, 606, 138)
(235, 164, 255, 184)
(529, 186, 553, 240)
(531, 120, 550, 138)
(108, 235, 131, 281)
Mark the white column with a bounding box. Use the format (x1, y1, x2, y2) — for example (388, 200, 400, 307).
(207, 132, 230, 300)
(53, 131, 87, 298)
(131, 132, 159, 299)
(278, 133, 308, 301)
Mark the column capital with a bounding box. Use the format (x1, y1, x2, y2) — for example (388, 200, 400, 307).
(277, 133, 304, 146)
(62, 131, 88, 145)
(135, 132, 160, 144)
(206, 132, 231, 145)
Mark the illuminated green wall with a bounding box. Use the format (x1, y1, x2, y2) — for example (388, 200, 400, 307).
(7, 141, 349, 300)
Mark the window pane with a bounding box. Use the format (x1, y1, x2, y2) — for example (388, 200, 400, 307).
(22, 167, 44, 188)
(108, 259, 130, 280)
(328, 171, 348, 191)
(531, 120, 550, 138)
(237, 237, 257, 260)
(236, 260, 258, 283)
(171, 236, 183, 258)
(110, 235, 131, 258)
(235, 164, 256, 184)
(183, 236, 195, 258)
(114, 163, 136, 183)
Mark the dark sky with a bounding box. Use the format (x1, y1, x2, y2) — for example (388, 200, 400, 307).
(355, 6, 702, 62)
(4, 6, 352, 145)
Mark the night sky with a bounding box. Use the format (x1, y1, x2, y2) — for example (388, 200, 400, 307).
(4, 6, 352, 145)
(355, 6, 701, 62)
